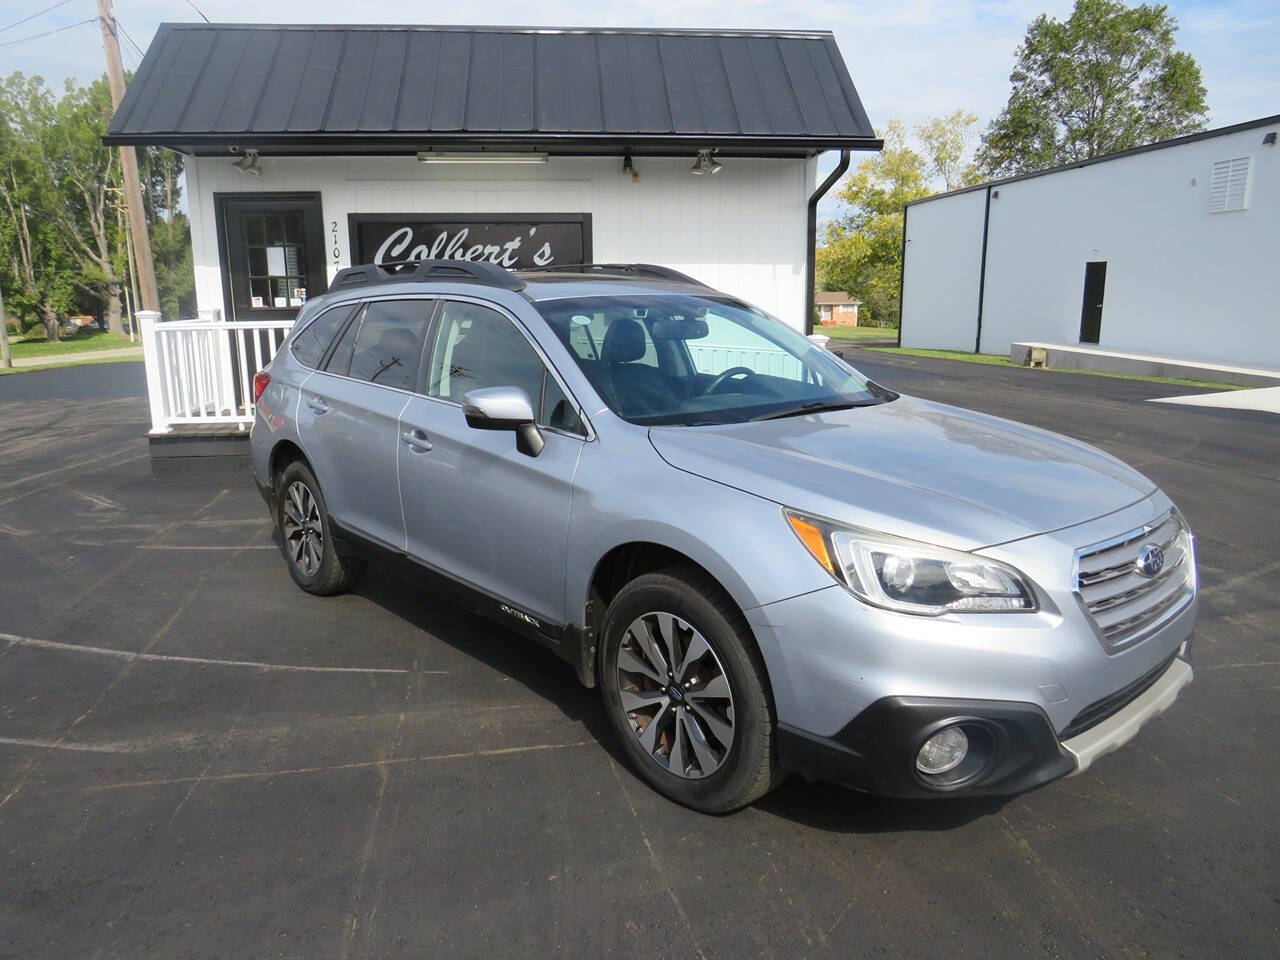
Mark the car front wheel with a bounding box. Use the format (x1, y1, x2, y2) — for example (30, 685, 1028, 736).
(599, 566, 782, 813)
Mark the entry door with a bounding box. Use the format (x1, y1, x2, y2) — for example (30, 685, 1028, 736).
(1079, 261, 1107, 344)
(216, 194, 327, 322)
(397, 299, 585, 627)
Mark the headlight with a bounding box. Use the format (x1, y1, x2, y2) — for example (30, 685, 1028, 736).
(785, 509, 1038, 616)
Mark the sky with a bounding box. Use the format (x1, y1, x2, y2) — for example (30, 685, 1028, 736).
(2, 0, 1277, 216)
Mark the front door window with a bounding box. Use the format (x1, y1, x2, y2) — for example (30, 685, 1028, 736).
(245, 212, 308, 310)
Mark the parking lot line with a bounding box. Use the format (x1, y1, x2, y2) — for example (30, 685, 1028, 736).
(1, 633, 422, 675)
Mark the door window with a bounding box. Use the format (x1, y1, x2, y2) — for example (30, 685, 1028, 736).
(427, 300, 580, 432)
(291, 305, 356, 369)
(245, 212, 308, 310)
(345, 300, 433, 391)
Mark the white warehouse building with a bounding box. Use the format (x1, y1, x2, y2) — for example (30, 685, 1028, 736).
(899, 115, 1280, 373)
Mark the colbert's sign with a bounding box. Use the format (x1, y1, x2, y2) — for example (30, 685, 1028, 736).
(349, 214, 591, 270)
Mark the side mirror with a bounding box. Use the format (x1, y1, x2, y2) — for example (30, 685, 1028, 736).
(462, 386, 545, 457)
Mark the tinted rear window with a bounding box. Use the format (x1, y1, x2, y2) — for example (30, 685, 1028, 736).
(348, 300, 434, 391)
(290, 305, 353, 368)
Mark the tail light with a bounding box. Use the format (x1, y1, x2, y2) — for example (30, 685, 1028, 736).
(252, 370, 271, 402)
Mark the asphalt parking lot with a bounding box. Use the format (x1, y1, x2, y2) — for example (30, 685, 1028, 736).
(1, 355, 1276, 959)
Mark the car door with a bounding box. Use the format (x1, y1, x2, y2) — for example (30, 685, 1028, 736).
(397, 298, 587, 629)
(297, 297, 435, 551)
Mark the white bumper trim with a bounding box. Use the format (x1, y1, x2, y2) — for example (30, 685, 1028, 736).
(1063, 657, 1193, 775)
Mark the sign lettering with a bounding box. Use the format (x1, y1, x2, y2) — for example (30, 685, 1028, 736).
(350, 215, 590, 271)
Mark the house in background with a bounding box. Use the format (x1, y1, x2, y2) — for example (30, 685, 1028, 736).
(899, 114, 1280, 377)
(815, 291, 861, 325)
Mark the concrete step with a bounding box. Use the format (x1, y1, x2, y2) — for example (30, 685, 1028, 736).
(1010, 343, 1280, 387)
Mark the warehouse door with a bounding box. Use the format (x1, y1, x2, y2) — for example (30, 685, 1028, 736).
(1078, 262, 1107, 344)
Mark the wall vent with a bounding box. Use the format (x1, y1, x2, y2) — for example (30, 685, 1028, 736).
(1209, 157, 1251, 212)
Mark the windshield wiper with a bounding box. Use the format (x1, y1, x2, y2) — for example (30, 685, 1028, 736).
(749, 399, 874, 421)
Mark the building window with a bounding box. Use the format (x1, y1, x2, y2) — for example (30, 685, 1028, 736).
(1209, 157, 1250, 213)
(245, 212, 308, 308)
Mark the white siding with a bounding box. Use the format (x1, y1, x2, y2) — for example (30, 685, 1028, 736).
(899, 188, 987, 351)
(185, 155, 814, 330)
(899, 122, 1280, 369)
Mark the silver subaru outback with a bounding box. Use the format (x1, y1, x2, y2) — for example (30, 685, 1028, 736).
(250, 260, 1196, 813)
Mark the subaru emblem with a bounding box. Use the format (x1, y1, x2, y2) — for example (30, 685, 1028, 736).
(1135, 544, 1165, 578)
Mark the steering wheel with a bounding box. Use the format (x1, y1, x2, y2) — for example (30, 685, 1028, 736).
(703, 366, 756, 395)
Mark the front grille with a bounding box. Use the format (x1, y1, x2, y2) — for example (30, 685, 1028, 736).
(1073, 509, 1194, 650)
(1059, 653, 1177, 740)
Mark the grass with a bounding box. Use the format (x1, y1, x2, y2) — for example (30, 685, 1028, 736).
(816, 325, 898, 341)
(861, 346, 1248, 392)
(0, 353, 142, 376)
(9, 328, 137, 359)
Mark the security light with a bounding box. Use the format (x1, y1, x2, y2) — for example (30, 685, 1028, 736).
(232, 149, 261, 176)
(691, 150, 722, 176)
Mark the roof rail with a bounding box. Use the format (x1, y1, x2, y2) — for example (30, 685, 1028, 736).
(520, 263, 705, 286)
(328, 258, 526, 292)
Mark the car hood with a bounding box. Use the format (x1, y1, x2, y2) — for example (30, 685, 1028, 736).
(648, 395, 1155, 550)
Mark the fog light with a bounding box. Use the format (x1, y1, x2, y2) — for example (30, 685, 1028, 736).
(916, 726, 969, 775)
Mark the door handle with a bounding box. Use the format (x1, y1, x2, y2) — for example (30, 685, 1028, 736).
(306, 396, 329, 415)
(401, 428, 432, 452)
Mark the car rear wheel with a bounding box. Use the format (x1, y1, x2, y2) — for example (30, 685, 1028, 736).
(599, 566, 782, 813)
(276, 461, 363, 596)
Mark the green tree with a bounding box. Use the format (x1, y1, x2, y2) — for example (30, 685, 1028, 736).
(977, 0, 1208, 177)
(816, 120, 931, 326)
(0, 71, 195, 338)
(0, 73, 77, 340)
(41, 77, 129, 334)
(916, 109, 982, 191)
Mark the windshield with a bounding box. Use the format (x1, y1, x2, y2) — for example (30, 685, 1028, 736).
(535, 294, 894, 426)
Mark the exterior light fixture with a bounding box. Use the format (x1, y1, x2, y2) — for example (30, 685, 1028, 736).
(623, 153, 640, 183)
(417, 151, 549, 164)
(691, 149, 722, 176)
(232, 148, 262, 176)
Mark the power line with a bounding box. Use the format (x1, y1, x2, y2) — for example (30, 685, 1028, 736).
(0, 17, 96, 52)
(114, 17, 146, 61)
(0, 0, 74, 34)
(183, 0, 211, 24)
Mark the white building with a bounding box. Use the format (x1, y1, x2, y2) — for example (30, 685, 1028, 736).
(899, 115, 1280, 371)
(105, 24, 879, 447)
(106, 23, 878, 334)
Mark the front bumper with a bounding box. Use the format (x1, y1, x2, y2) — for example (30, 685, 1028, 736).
(777, 642, 1192, 798)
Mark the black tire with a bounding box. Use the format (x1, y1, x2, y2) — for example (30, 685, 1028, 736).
(599, 566, 783, 814)
(275, 460, 364, 596)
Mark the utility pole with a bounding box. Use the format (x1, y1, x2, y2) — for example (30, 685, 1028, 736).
(0, 282, 11, 369)
(97, 0, 159, 313)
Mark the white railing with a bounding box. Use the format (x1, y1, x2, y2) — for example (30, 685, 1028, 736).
(137, 310, 295, 434)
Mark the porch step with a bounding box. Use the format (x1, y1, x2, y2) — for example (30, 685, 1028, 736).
(148, 426, 252, 478)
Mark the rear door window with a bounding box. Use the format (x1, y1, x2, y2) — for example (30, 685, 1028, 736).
(341, 299, 434, 391)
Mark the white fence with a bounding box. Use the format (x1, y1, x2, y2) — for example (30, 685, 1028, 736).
(138, 310, 294, 434)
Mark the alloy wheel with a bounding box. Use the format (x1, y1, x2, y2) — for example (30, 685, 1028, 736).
(281, 480, 323, 577)
(615, 612, 735, 779)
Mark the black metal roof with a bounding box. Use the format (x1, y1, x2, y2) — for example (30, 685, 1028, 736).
(104, 24, 879, 157)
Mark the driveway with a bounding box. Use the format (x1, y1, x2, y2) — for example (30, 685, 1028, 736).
(1, 355, 1276, 959)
